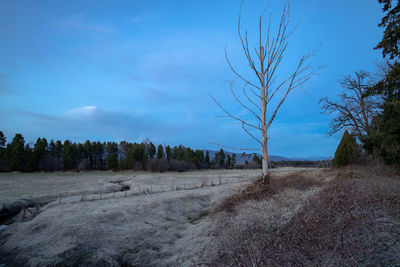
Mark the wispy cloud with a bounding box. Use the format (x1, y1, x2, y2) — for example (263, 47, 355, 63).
(55, 14, 115, 33)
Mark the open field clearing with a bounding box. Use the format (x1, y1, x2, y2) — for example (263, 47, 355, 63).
(0, 167, 334, 266)
(0, 169, 265, 205)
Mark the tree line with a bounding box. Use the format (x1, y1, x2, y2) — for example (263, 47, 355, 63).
(322, 0, 400, 170)
(0, 132, 260, 172)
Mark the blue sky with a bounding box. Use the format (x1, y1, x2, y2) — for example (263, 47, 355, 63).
(0, 0, 384, 158)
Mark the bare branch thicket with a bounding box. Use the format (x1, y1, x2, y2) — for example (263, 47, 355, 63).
(319, 71, 381, 138)
(212, 2, 319, 181)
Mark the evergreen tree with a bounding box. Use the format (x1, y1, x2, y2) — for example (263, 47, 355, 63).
(63, 140, 74, 169)
(148, 142, 156, 159)
(375, 0, 400, 59)
(55, 140, 63, 158)
(0, 131, 6, 168)
(72, 143, 79, 167)
(205, 151, 211, 168)
(194, 150, 204, 169)
(157, 144, 164, 159)
(165, 145, 171, 161)
(0, 131, 6, 149)
(94, 142, 104, 169)
(10, 134, 26, 171)
(231, 154, 237, 167)
(27, 137, 48, 171)
(49, 139, 57, 157)
(215, 149, 225, 168)
(106, 142, 119, 169)
(225, 154, 231, 169)
(363, 0, 400, 168)
(252, 154, 261, 165)
(119, 142, 134, 169)
(84, 140, 93, 169)
(333, 130, 359, 167)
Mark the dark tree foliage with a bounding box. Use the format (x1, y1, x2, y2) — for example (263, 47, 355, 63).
(333, 130, 359, 167)
(157, 144, 164, 159)
(214, 149, 226, 168)
(148, 142, 156, 159)
(26, 137, 48, 171)
(231, 154, 237, 167)
(10, 134, 26, 171)
(194, 150, 204, 169)
(63, 140, 75, 169)
(106, 142, 119, 169)
(165, 145, 171, 161)
(225, 154, 232, 169)
(205, 151, 211, 168)
(364, 64, 400, 167)
(0, 131, 6, 149)
(375, 0, 400, 59)
(362, 0, 400, 168)
(84, 140, 93, 169)
(0, 132, 255, 172)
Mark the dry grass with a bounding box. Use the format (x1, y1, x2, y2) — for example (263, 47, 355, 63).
(205, 167, 400, 266)
(212, 172, 324, 214)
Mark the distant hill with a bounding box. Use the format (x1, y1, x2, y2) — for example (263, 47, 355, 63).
(202, 150, 327, 164)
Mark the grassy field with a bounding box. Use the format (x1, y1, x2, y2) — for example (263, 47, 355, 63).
(1, 167, 397, 266)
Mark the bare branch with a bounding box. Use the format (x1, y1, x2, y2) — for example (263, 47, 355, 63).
(210, 93, 262, 130)
(320, 71, 381, 138)
(212, 2, 318, 177)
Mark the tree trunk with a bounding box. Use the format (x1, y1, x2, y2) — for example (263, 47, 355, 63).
(261, 128, 270, 183)
(262, 150, 270, 183)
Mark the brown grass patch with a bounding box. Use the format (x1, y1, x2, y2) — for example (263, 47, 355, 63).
(206, 168, 400, 266)
(212, 173, 323, 214)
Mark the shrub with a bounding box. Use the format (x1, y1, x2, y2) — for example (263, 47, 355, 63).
(333, 130, 359, 167)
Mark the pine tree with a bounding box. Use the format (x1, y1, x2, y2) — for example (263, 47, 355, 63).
(0, 131, 6, 149)
(10, 134, 26, 171)
(63, 140, 74, 169)
(157, 144, 164, 159)
(165, 145, 171, 161)
(333, 130, 359, 167)
(148, 142, 156, 159)
(205, 151, 211, 168)
(84, 140, 93, 169)
(0, 131, 6, 169)
(231, 154, 237, 167)
(55, 140, 63, 158)
(225, 154, 231, 169)
(106, 142, 119, 169)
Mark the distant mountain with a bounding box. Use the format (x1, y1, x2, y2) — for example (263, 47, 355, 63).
(288, 156, 331, 161)
(202, 150, 328, 163)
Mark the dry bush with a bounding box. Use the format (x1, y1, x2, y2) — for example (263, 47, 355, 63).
(212, 173, 323, 214)
(206, 168, 400, 266)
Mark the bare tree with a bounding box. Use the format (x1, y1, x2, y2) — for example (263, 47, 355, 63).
(320, 71, 380, 138)
(212, 3, 318, 183)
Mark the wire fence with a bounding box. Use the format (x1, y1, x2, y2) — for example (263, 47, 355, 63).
(56, 176, 259, 205)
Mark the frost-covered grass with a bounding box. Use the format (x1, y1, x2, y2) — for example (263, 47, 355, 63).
(0, 167, 325, 266)
(0, 169, 264, 205)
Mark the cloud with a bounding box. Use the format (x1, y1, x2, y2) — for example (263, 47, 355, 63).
(1, 106, 197, 143)
(67, 106, 98, 117)
(55, 14, 115, 33)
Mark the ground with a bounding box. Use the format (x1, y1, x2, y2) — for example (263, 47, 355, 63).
(0, 167, 398, 266)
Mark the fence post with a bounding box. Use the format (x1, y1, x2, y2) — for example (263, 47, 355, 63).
(59, 193, 61, 204)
